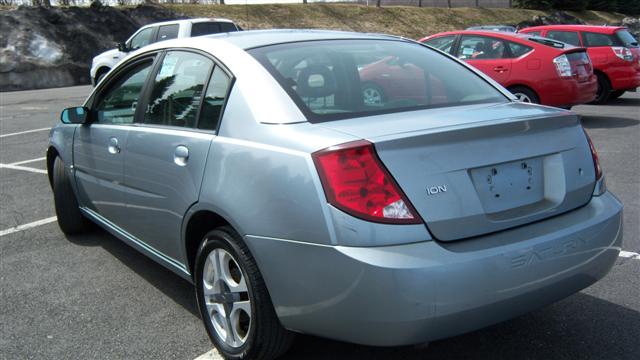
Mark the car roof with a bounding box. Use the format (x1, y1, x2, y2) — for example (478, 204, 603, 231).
(424, 30, 579, 50)
(519, 25, 625, 34)
(141, 17, 236, 28)
(201, 29, 403, 50)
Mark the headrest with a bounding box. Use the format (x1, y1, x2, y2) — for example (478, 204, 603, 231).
(296, 65, 337, 98)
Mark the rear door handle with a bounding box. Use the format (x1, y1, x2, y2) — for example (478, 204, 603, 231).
(493, 66, 508, 73)
(107, 137, 120, 154)
(174, 145, 189, 166)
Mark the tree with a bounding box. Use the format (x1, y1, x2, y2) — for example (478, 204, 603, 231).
(513, 0, 552, 9)
(551, 0, 587, 10)
(617, 0, 640, 14)
(447, 0, 451, 8)
(588, 0, 617, 11)
(376, 0, 381, 7)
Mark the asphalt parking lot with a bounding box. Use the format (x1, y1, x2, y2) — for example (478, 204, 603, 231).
(1, 86, 639, 360)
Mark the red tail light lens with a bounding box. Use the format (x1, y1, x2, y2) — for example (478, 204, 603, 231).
(584, 130, 603, 181)
(312, 140, 421, 224)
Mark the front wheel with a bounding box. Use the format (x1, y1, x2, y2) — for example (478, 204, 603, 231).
(195, 227, 293, 360)
(52, 156, 89, 234)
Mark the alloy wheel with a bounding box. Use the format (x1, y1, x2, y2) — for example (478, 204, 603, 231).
(202, 248, 252, 348)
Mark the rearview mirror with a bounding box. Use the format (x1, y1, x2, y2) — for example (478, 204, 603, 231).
(60, 107, 89, 124)
(117, 42, 129, 52)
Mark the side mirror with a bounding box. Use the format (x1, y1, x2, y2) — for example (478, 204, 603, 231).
(117, 42, 129, 52)
(60, 107, 89, 124)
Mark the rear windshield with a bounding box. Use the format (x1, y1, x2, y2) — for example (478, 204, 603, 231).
(249, 40, 507, 122)
(616, 30, 639, 47)
(191, 22, 238, 37)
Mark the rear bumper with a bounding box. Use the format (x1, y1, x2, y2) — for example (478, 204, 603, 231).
(246, 191, 623, 346)
(540, 77, 597, 107)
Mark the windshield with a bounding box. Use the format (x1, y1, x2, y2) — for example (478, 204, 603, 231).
(616, 30, 639, 47)
(249, 39, 508, 122)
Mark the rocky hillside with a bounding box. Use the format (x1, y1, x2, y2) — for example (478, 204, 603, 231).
(0, 3, 185, 91)
(0, 3, 637, 91)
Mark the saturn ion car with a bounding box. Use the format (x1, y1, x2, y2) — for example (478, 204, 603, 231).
(48, 30, 623, 360)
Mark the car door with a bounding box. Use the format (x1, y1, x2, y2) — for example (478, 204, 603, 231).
(74, 56, 156, 225)
(457, 35, 512, 84)
(127, 26, 158, 51)
(121, 50, 231, 262)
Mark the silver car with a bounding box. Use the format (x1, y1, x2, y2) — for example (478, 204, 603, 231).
(48, 30, 623, 360)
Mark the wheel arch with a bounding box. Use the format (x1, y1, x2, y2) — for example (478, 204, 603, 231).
(94, 66, 111, 84)
(183, 208, 234, 278)
(506, 83, 540, 102)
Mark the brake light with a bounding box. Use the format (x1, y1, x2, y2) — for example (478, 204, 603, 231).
(312, 140, 421, 224)
(612, 46, 633, 62)
(584, 130, 603, 181)
(553, 54, 572, 78)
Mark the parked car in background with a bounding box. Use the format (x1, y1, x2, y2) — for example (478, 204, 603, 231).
(467, 25, 517, 32)
(50, 30, 622, 360)
(90, 18, 241, 86)
(519, 25, 640, 103)
(419, 30, 597, 108)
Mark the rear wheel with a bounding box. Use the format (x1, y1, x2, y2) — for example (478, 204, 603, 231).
(609, 90, 625, 100)
(508, 86, 539, 104)
(52, 157, 89, 234)
(591, 73, 611, 104)
(195, 227, 293, 360)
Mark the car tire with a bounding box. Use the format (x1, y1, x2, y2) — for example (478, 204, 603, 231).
(609, 90, 625, 100)
(195, 226, 294, 360)
(362, 82, 385, 106)
(52, 156, 89, 234)
(508, 86, 539, 104)
(591, 73, 611, 104)
(95, 69, 109, 86)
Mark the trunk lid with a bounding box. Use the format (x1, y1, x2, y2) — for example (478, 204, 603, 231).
(318, 102, 596, 241)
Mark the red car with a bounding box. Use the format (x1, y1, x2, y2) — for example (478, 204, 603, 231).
(419, 30, 597, 108)
(518, 25, 640, 103)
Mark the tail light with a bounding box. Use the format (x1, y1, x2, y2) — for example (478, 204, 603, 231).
(612, 47, 633, 62)
(553, 54, 572, 78)
(584, 130, 603, 181)
(312, 140, 421, 224)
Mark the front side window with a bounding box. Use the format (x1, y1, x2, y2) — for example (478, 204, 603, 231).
(199, 67, 231, 131)
(458, 36, 507, 60)
(129, 27, 155, 51)
(249, 40, 507, 122)
(143, 51, 213, 128)
(546, 31, 581, 46)
(423, 35, 456, 54)
(94, 60, 154, 124)
(158, 24, 179, 41)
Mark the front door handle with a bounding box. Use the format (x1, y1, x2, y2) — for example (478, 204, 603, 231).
(174, 145, 189, 166)
(108, 137, 120, 154)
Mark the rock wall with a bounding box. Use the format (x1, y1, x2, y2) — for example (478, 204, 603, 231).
(0, 3, 186, 91)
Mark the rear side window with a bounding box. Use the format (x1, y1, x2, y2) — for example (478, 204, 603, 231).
(220, 22, 239, 32)
(143, 51, 213, 128)
(546, 31, 581, 46)
(525, 31, 542, 36)
(249, 40, 507, 122)
(423, 35, 456, 54)
(507, 41, 533, 57)
(158, 24, 179, 41)
(615, 30, 639, 47)
(191, 22, 220, 37)
(199, 67, 231, 131)
(458, 35, 507, 59)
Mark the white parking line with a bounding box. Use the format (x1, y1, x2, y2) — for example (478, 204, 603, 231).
(10, 157, 46, 166)
(0, 216, 57, 237)
(0, 163, 47, 174)
(0, 127, 51, 138)
(619, 251, 640, 260)
(193, 349, 222, 360)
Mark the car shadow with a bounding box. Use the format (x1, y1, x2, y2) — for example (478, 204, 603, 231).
(606, 96, 640, 107)
(67, 229, 640, 359)
(282, 293, 640, 359)
(580, 115, 640, 129)
(66, 228, 200, 318)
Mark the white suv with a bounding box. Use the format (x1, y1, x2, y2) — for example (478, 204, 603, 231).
(90, 18, 240, 86)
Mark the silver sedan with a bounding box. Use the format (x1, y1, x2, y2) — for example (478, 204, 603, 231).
(48, 30, 622, 360)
